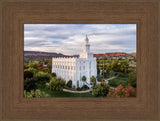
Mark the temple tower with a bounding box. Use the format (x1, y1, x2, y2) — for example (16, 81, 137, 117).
(83, 34, 90, 53)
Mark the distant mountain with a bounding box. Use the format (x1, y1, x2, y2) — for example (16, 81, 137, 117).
(24, 51, 63, 55)
(24, 51, 136, 60)
(24, 51, 70, 60)
(94, 52, 136, 57)
(129, 53, 136, 57)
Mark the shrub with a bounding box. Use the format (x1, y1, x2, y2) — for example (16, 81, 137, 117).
(92, 82, 110, 97)
(96, 75, 101, 82)
(51, 72, 57, 77)
(81, 85, 89, 90)
(109, 70, 115, 77)
(40, 68, 50, 73)
(26, 67, 38, 74)
(49, 77, 65, 92)
(118, 72, 125, 77)
(90, 76, 96, 89)
(66, 80, 72, 88)
(24, 71, 33, 80)
(29, 62, 39, 70)
(24, 64, 29, 69)
(107, 84, 125, 97)
(24, 89, 50, 98)
(34, 89, 41, 97)
(33, 72, 51, 88)
(77, 87, 81, 91)
(24, 90, 35, 97)
(24, 78, 37, 91)
(125, 86, 136, 97)
(128, 70, 136, 88)
(24, 90, 34, 98)
(34, 89, 50, 97)
(107, 84, 136, 97)
(108, 79, 117, 87)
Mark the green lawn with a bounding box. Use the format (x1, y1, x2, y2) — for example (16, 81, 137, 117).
(103, 76, 112, 79)
(109, 76, 128, 87)
(39, 88, 94, 97)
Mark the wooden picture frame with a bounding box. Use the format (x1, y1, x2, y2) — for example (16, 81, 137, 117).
(0, 0, 160, 120)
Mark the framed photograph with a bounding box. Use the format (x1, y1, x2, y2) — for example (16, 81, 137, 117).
(0, 0, 160, 120)
(24, 24, 137, 98)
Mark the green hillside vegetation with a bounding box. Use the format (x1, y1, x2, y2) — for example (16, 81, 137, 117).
(24, 56, 136, 98)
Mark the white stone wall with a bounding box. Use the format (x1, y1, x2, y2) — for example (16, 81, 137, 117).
(52, 57, 77, 85)
(52, 57, 97, 88)
(76, 58, 97, 88)
(52, 35, 97, 88)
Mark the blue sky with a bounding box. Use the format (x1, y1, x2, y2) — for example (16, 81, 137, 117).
(24, 24, 136, 55)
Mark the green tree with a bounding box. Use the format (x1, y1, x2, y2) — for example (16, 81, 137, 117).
(67, 80, 72, 88)
(24, 78, 37, 91)
(40, 68, 50, 73)
(47, 59, 52, 73)
(33, 72, 51, 88)
(82, 76, 86, 86)
(24, 71, 33, 80)
(96, 75, 101, 82)
(119, 60, 129, 73)
(24, 89, 50, 98)
(92, 82, 110, 97)
(109, 70, 115, 77)
(51, 72, 57, 77)
(24, 90, 35, 98)
(24, 70, 37, 91)
(29, 62, 39, 70)
(26, 67, 38, 74)
(106, 60, 119, 72)
(128, 70, 136, 88)
(97, 67, 100, 75)
(82, 76, 86, 82)
(108, 79, 117, 87)
(90, 76, 96, 89)
(49, 77, 65, 92)
(111, 60, 119, 72)
(24, 63, 29, 69)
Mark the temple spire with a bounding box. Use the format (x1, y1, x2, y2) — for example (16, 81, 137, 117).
(85, 34, 89, 44)
(80, 35, 93, 59)
(86, 34, 88, 40)
(83, 34, 90, 52)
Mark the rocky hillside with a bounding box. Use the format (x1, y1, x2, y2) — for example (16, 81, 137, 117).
(94, 52, 136, 57)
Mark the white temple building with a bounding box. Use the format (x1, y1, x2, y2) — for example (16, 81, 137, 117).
(52, 35, 97, 88)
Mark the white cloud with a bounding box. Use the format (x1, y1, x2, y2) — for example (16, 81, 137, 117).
(24, 24, 136, 55)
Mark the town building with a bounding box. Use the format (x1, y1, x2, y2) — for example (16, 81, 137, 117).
(52, 35, 97, 88)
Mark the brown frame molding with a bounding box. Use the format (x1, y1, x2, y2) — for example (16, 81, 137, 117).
(0, 0, 159, 121)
